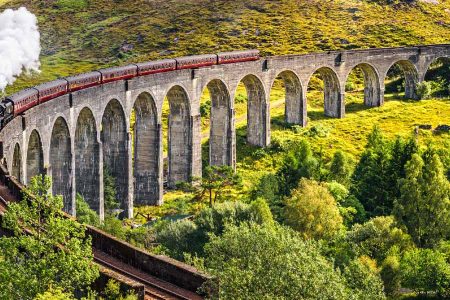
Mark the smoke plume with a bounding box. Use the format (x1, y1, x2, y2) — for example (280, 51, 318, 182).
(0, 7, 41, 92)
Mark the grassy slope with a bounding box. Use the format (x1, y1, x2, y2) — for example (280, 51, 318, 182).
(1, 0, 449, 215)
(1, 0, 449, 94)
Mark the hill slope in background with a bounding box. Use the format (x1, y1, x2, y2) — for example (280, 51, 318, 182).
(0, 0, 449, 94)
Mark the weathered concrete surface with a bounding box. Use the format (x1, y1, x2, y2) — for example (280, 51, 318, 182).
(0, 44, 448, 217)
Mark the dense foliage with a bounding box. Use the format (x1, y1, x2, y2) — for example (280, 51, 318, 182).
(0, 176, 99, 299)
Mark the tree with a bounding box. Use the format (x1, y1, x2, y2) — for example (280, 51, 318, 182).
(189, 166, 242, 206)
(0, 175, 99, 299)
(351, 126, 394, 216)
(387, 135, 418, 198)
(251, 173, 283, 220)
(203, 223, 350, 299)
(104, 166, 120, 213)
(380, 253, 401, 297)
(284, 178, 343, 240)
(346, 216, 413, 263)
(34, 287, 75, 300)
(329, 150, 353, 186)
(76, 193, 101, 227)
(156, 200, 274, 260)
(400, 248, 450, 297)
(277, 139, 320, 196)
(327, 181, 360, 226)
(343, 257, 386, 300)
(394, 154, 450, 247)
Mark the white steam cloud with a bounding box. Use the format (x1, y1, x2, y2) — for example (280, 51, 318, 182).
(0, 7, 41, 92)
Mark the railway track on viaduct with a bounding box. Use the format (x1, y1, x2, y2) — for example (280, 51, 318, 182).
(0, 169, 209, 300)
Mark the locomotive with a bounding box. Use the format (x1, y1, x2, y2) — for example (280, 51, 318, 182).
(0, 49, 259, 128)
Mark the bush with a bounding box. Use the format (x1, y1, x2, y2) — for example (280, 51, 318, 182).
(200, 100, 211, 117)
(155, 219, 201, 260)
(416, 81, 432, 100)
(346, 216, 413, 263)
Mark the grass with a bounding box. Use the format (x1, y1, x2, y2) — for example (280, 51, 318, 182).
(135, 89, 450, 222)
(1, 0, 449, 95)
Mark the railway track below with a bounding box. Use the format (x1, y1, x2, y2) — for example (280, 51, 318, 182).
(0, 168, 209, 300)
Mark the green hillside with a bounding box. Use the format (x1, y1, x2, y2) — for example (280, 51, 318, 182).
(1, 0, 450, 94)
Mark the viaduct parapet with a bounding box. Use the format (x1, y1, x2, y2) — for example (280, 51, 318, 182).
(1, 44, 448, 218)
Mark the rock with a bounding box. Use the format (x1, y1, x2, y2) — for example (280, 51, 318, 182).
(419, 0, 439, 3)
(120, 41, 134, 52)
(434, 124, 450, 133)
(417, 124, 433, 130)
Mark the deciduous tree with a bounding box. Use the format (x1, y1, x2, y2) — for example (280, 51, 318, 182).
(0, 175, 99, 299)
(284, 178, 343, 240)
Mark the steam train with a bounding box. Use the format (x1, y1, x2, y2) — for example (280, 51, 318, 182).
(0, 49, 259, 128)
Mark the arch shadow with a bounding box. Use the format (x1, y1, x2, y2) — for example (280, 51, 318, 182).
(133, 92, 161, 205)
(306, 67, 343, 118)
(165, 85, 191, 187)
(50, 117, 72, 213)
(75, 107, 100, 213)
(26, 130, 44, 185)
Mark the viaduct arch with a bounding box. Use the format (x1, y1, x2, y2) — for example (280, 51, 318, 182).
(0, 44, 448, 218)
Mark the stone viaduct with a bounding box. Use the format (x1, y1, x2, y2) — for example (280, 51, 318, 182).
(0, 44, 448, 219)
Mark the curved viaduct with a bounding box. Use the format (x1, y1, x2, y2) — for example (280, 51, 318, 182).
(0, 44, 448, 219)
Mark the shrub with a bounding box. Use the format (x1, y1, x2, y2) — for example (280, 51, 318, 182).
(416, 81, 432, 100)
(56, 0, 88, 10)
(155, 219, 201, 260)
(76, 193, 101, 227)
(156, 201, 274, 259)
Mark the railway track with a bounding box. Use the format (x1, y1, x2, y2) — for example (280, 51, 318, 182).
(0, 176, 205, 300)
(93, 249, 202, 300)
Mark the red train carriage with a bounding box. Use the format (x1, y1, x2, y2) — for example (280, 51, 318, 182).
(0, 50, 260, 129)
(136, 59, 177, 76)
(66, 71, 102, 92)
(99, 65, 138, 84)
(217, 50, 260, 64)
(175, 54, 217, 70)
(35, 79, 68, 104)
(4, 88, 39, 117)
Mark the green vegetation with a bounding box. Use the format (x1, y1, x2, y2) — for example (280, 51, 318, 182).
(0, 175, 99, 299)
(1, 0, 449, 298)
(284, 178, 344, 240)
